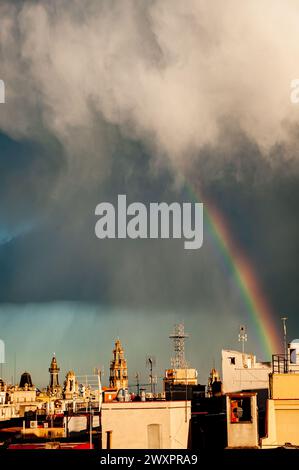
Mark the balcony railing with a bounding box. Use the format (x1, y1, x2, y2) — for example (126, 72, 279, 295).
(272, 354, 288, 373)
(272, 354, 299, 374)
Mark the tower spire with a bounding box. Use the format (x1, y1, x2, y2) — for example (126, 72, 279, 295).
(47, 354, 61, 397)
(109, 339, 128, 390)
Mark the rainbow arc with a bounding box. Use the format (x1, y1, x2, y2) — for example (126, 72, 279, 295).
(186, 184, 282, 359)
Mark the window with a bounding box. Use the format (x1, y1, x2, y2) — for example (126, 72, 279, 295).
(290, 349, 296, 364)
(147, 424, 162, 449)
(230, 397, 252, 423)
(229, 357, 236, 365)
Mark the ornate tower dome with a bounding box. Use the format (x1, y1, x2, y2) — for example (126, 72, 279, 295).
(19, 371, 33, 388)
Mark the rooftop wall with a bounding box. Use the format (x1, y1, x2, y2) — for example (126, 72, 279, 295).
(101, 401, 191, 449)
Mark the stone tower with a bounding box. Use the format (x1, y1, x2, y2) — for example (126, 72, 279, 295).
(109, 339, 128, 390)
(48, 354, 62, 397)
(64, 370, 78, 400)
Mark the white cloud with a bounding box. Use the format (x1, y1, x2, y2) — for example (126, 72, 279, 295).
(0, 0, 299, 166)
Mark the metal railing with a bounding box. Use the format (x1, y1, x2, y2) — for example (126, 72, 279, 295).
(272, 354, 299, 374)
(272, 354, 288, 374)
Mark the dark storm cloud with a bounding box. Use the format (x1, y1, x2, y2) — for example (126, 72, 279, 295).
(187, 125, 299, 324)
(0, 121, 298, 331)
(0, 132, 65, 225)
(0, 0, 298, 327)
(0, 128, 222, 309)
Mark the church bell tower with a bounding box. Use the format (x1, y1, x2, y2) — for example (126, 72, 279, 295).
(109, 339, 128, 390)
(48, 354, 62, 397)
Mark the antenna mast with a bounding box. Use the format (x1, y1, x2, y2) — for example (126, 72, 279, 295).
(146, 356, 157, 394)
(169, 323, 189, 368)
(238, 325, 248, 353)
(281, 316, 288, 360)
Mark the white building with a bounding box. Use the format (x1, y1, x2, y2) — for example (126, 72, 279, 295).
(9, 387, 36, 404)
(0, 378, 7, 405)
(0, 404, 19, 421)
(101, 401, 191, 449)
(222, 349, 271, 393)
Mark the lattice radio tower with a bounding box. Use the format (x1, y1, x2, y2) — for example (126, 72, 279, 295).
(169, 323, 189, 369)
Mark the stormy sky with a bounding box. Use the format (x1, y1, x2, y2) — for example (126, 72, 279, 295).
(0, 0, 299, 387)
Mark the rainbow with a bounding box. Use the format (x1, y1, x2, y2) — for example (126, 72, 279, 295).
(185, 184, 282, 359)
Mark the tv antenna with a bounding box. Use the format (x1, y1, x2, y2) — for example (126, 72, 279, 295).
(146, 356, 157, 395)
(238, 325, 248, 353)
(135, 372, 140, 395)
